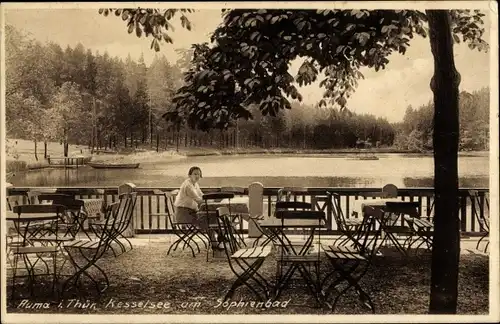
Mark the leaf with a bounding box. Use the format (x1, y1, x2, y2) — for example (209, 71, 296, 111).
(337, 96, 347, 107)
(357, 32, 371, 46)
(127, 23, 134, 34)
(250, 31, 260, 41)
(346, 24, 356, 32)
(271, 16, 280, 24)
(136, 25, 142, 38)
(452, 33, 461, 44)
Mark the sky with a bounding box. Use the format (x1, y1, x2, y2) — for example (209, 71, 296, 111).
(2, 4, 493, 122)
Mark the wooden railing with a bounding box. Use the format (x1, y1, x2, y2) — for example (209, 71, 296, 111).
(7, 187, 490, 236)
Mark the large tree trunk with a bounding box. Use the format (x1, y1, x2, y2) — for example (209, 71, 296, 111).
(427, 10, 461, 314)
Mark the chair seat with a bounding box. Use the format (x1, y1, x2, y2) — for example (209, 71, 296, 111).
(383, 226, 413, 234)
(13, 246, 59, 254)
(345, 218, 363, 226)
(64, 240, 99, 249)
(30, 235, 75, 242)
(326, 244, 360, 254)
(325, 250, 366, 261)
(26, 221, 54, 228)
(415, 230, 434, 236)
(275, 240, 313, 247)
(231, 246, 272, 259)
(413, 219, 434, 228)
(279, 253, 321, 263)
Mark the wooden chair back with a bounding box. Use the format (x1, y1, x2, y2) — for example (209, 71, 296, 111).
(382, 184, 398, 198)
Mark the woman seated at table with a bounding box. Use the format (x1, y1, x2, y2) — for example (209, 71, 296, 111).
(174, 166, 220, 249)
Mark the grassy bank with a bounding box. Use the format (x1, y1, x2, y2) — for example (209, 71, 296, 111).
(5, 139, 91, 178)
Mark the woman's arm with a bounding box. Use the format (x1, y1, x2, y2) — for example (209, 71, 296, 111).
(185, 182, 204, 203)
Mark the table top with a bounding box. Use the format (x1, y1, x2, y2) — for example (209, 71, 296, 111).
(5, 211, 59, 222)
(259, 218, 325, 228)
(352, 198, 410, 214)
(204, 196, 248, 204)
(201, 196, 249, 213)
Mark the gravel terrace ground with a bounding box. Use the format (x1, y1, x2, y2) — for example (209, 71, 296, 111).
(6, 236, 489, 315)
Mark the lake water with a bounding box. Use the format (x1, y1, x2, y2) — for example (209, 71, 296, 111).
(9, 153, 490, 189)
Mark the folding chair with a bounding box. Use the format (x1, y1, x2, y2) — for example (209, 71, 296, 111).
(149, 189, 177, 241)
(29, 198, 84, 244)
(90, 193, 136, 257)
(62, 202, 120, 296)
(273, 209, 325, 305)
(329, 192, 366, 250)
(321, 211, 382, 313)
(201, 192, 235, 261)
(156, 189, 209, 258)
(216, 206, 272, 302)
(110, 192, 137, 255)
(273, 201, 314, 253)
(6, 196, 23, 268)
(469, 190, 489, 252)
(220, 187, 247, 245)
(21, 193, 69, 239)
(10, 204, 65, 300)
(379, 201, 419, 256)
(399, 202, 434, 255)
(39, 196, 87, 239)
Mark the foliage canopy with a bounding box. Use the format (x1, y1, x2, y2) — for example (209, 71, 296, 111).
(101, 9, 488, 131)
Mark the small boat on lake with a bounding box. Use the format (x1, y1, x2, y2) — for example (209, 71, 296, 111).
(87, 162, 140, 169)
(356, 155, 379, 161)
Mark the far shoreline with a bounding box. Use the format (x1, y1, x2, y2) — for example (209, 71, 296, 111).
(6, 144, 489, 178)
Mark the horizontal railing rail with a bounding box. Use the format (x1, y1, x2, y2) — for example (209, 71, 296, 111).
(7, 186, 490, 236)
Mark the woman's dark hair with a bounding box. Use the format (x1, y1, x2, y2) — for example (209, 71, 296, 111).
(188, 166, 202, 178)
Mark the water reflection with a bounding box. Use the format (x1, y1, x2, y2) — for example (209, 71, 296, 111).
(9, 155, 490, 188)
(402, 177, 489, 188)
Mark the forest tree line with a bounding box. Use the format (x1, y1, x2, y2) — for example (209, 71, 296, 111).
(5, 24, 489, 158)
(393, 87, 489, 152)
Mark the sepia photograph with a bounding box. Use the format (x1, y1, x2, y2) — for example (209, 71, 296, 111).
(1, 1, 498, 323)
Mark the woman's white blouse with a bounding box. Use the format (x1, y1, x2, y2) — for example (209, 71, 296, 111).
(174, 179, 204, 210)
